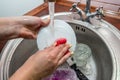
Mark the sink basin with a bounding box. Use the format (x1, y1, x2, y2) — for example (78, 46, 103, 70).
(0, 12, 120, 80)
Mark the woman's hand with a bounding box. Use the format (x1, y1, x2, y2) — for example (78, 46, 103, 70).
(0, 16, 49, 40)
(10, 43, 72, 80)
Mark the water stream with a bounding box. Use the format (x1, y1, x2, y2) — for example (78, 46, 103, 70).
(48, 2, 55, 35)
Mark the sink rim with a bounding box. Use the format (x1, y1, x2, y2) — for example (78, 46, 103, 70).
(0, 12, 120, 80)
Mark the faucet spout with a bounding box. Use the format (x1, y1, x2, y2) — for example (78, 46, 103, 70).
(85, 0, 91, 14)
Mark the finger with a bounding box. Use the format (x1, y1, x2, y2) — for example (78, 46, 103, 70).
(57, 44, 71, 60)
(16, 16, 40, 26)
(58, 52, 72, 66)
(40, 18, 50, 27)
(51, 42, 57, 47)
(16, 16, 49, 27)
(19, 28, 36, 39)
(44, 42, 56, 51)
(50, 44, 66, 57)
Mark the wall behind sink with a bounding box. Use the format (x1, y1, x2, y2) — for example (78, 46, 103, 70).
(0, 0, 44, 17)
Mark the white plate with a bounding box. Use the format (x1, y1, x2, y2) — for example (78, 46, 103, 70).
(37, 20, 76, 51)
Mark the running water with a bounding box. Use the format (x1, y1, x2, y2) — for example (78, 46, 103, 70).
(48, 0, 55, 35)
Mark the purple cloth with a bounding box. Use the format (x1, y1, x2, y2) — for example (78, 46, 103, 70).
(42, 68, 77, 80)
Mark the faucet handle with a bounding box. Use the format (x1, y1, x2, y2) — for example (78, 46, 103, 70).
(70, 2, 87, 21)
(70, 2, 80, 12)
(96, 6, 105, 19)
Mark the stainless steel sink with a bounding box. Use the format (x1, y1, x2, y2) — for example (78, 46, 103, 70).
(0, 12, 120, 80)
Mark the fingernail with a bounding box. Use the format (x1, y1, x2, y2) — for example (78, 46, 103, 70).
(67, 44, 72, 48)
(44, 18, 50, 23)
(65, 43, 72, 47)
(70, 51, 74, 55)
(53, 42, 57, 46)
(47, 16, 50, 19)
(69, 44, 72, 48)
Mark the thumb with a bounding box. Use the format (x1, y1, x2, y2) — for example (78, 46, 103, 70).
(40, 18, 50, 27)
(19, 28, 37, 39)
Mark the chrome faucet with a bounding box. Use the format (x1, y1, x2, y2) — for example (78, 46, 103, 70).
(70, 0, 104, 22)
(70, 3, 87, 21)
(84, 0, 91, 14)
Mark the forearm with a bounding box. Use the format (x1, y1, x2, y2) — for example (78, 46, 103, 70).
(9, 66, 42, 80)
(9, 57, 42, 80)
(0, 17, 11, 25)
(9, 70, 32, 80)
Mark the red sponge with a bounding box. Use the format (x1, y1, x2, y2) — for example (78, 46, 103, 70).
(55, 38, 67, 46)
(55, 38, 69, 55)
